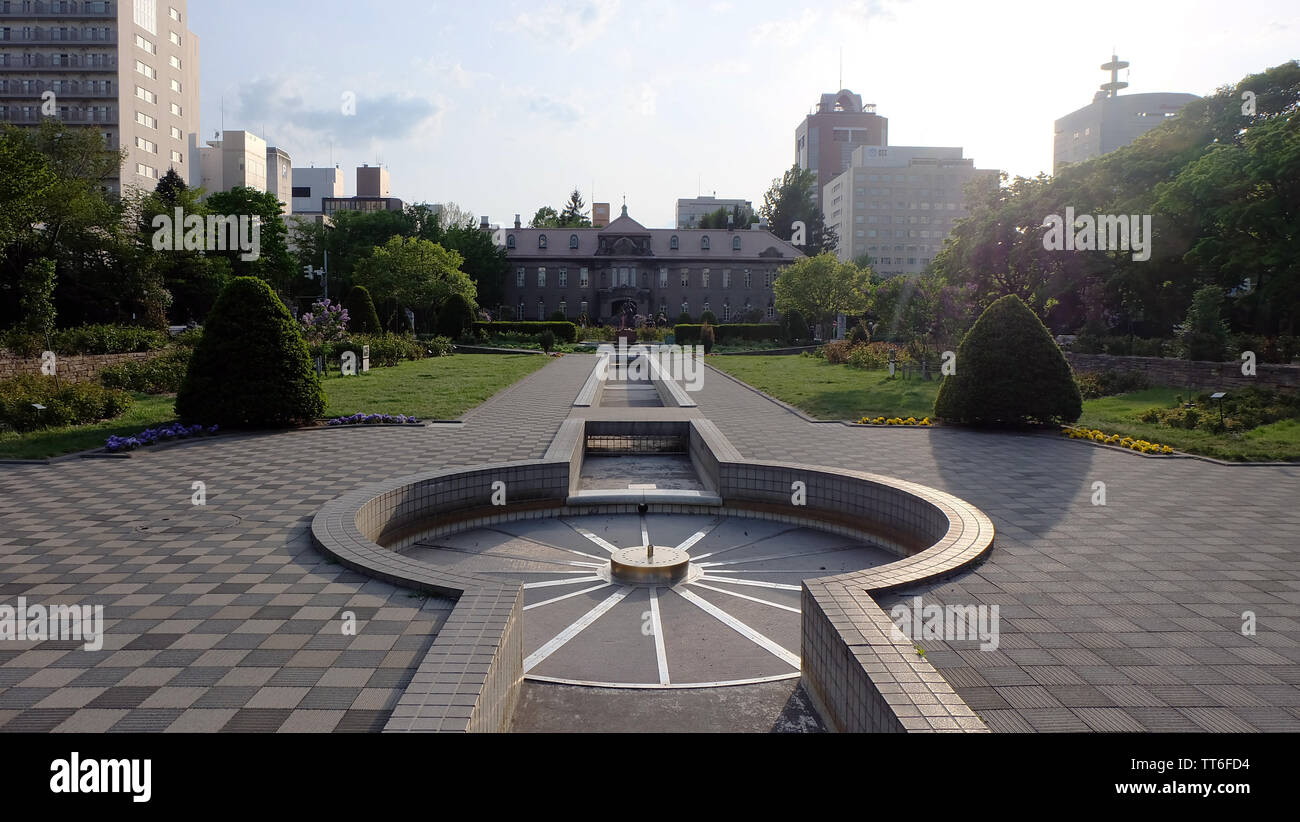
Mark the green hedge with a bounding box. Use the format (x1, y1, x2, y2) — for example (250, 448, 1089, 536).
(325, 334, 430, 368)
(1, 324, 168, 357)
(100, 348, 191, 394)
(0, 374, 133, 432)
(470, 321, 577, 343)
(673, 323, 783, 345)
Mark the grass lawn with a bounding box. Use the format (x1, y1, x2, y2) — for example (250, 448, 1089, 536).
(0, 354, 551, 460)
(708, 355, 940, 419)
(0, 393, 177, 460)
(321, 353, 549, 419)
(1075, 387, 1300, 462)
(709, 355, 1300, 461)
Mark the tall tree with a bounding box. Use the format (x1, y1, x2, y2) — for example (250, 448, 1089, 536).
(759, 165, 837, 255)
(352, 236, 477, 327)
(772, 252, 871, 338)
(205, 186, 295, 296)
(559, 189, 591, 227)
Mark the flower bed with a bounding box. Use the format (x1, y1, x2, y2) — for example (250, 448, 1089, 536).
(325, 413, 422, 426)
(106, 422, 218, 452)
(856, 415, 934, 426)
(1062, 426, 1175, 455)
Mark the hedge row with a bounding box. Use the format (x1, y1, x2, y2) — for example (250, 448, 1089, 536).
(1, 324, 169, 357)
(673, 323, 783, 345)
(0, 374, 133, 432)
(470, 321, 577, 343)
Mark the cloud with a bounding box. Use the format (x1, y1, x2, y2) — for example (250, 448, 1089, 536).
(234, 77, 440, 147)
(636, 83, 656, 116)
(512, 0, 621, 52)
(524, 92, 585, 123)
(750, 9, 820, 47)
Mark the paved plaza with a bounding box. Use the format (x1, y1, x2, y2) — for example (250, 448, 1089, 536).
(1, 352, 1297, 732)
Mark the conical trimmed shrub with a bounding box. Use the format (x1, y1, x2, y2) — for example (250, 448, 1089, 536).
(344, 285, 382, 335)
(933, 294, 1081, 425)
(176, 277, 325, 427)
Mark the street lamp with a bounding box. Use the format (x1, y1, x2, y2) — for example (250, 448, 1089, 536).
(1210, 391, 1226, 431)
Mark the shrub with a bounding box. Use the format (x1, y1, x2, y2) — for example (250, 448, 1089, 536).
(848, 322, 869, 344)
(436, 294, 474, 340)
(327, 334, 427, 368)
(847, 344, 888, 370)
(823, 340, 854, 364)
(700, 310, 717, 325)
(1, 324, 171, 357)
(0, 375, 133, 432)
(674, 323, 783, 345)
(700, 324, 715, 354)
(539, 329, 555, 353)
(1074, 369, 1148, 399)
(677, 312, 693, 325)
(100, 348, 191, 394)
(469, 321, 577, 343)
(344, 286, 382, 335)
(934, 294, 1082, 425)
(425, 336, 453, 357)
(549, 310, 567, 322)
(175, 277, 325, 427)
(782, 309, 807, 343)
(1175, 285, 1230, 361)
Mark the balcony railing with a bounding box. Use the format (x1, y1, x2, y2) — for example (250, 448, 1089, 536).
(0, 30, 115, 42)
(0, 55, 116, 69)
(0, 80, 114, 96)
(0, 2, 116, 18)
(0, 109, 116, 123)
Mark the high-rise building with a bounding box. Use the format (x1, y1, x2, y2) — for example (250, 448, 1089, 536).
(1053, 55, 1198, 173)
(676, 195, 753, 229)
(355, 163, 389, 197)
(823, 144, 997, 273)
(0, 0, 200, 194)
(591, 202, 610, 228)
(795, 89, 887, 209)
(265, 145, 291, 214)
(290, 165, 344, 215)
(191, 129, 266, 194)
(319, 164, 402, 216)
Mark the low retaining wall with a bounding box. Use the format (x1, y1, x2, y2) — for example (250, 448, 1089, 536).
(0, 350, 159, 383)
(312, 418, 996, 733)
(1066, 352, 1300, 391)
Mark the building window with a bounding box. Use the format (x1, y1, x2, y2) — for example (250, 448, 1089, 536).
(670, 235, 679, 250)
(538, 234, 547, 249)
(169, 31, 181, 46)
(701, 235, 710, 250)
(168, 55, 182, 70)
(170, 150, 183, 163)
(506, 234, 515, 249)
(170, 79, 181, 93)
(580, 300, 588, 317)
(722, 270, 731, 289)
(135, 136, 155, 153)
(732, 236, 741, 250)
(722, 304, 731, 322)
(136, 162, 156, 179)
(744, 270, 751, 289)
(681, 300, 689, 316)
(702, 270, 710, 288)
(169, 7, 182, 22)
(537, 301, 545, 320)
(579, 267, 588, 288)
(134, 34, 155, 54)
(569, 234, 578, 249)
(659, 269, 667, 288)
(169, 102, 182, 116)
(134, 59, 155, 79)
(135, 86, 154, 103)
(518, 302, 525, 320)
(558, 268, 567, 287)
(703, 301, 710, 315)
(170, 125, 182, 140)
(680, 270, 689, 288)
(516, 268, 525, 287)
(537, 268, 546, 287)
(767, 303, 775, 320)
(558, 300, 567, 317)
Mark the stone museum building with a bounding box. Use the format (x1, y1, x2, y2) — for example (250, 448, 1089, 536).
(498, 206, 805, 325)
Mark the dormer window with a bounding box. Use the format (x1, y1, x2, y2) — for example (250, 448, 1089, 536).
(670, 235, 679, 250)
(569, 234, 579, 249)
(732, 236, 741, 250)
(538, 234, 548, 249)
(506, 234, 516, 249)
(701, 235, 710, 250)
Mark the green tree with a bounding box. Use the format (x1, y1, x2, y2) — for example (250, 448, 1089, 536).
(759, 165, 837, 255)
(1175, 285, 1230, 361)
(354, 236, 477, 325)
(933, 294, 1082, 425)
(698, 204, 754, 230)
(138, 170, 229, 323)
(559, 189, 591, 227)
(344, 285, 382, 334)
(530, 206, 561, 228)
(176, 276, 325, 426)
(436, 292, 474, 339)
(772, 252, 871, 338)
(205, 186, 295, 296)
(19, 257, 56, 335)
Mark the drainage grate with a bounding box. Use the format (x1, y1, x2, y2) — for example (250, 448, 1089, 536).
(585, 433, 687, 454)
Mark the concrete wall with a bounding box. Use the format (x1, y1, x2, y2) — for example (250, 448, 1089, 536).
(1066, 352, 1300, 391)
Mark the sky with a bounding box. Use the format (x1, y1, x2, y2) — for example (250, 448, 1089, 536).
(189, 0, 1299, 229)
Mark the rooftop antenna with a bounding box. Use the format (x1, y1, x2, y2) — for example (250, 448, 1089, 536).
(839, 46, 842, 89)
(1100, 51, 1129, 98)
(220, 96, 224, 133)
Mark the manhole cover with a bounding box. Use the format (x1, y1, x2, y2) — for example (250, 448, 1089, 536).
(134, 512, 242, 534)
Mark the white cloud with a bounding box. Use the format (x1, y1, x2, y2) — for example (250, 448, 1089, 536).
(751, 9, 820, 47)
(512, 0, 621, 52)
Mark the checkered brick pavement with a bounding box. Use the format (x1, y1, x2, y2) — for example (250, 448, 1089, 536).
(0, 355, 593, 732)
(699, 364, 1300, 732)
